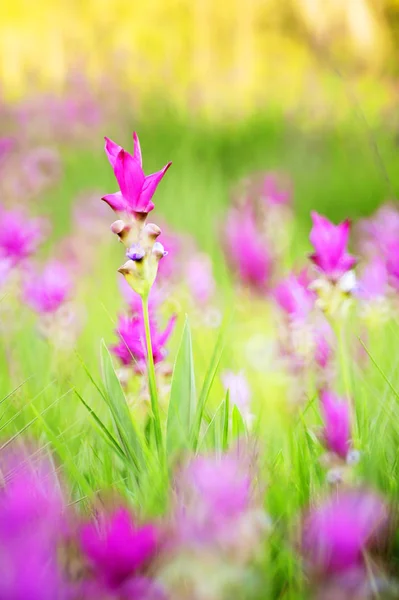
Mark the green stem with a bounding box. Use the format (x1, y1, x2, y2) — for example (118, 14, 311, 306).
(142, 294, 163, 459)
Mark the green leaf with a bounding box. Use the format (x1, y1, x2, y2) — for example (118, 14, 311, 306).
(166, 318, 196, 456)
(100, 340, 146, 475)
(232, 404, 246, 439)
(222, 389, 230, 451)
(191, 327, 224, 450)
(74, 390, 127, 464)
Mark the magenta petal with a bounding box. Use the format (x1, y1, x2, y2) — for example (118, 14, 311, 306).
(139, 162, 172, 211)
(320, 390, 351, 458)
(102, 192, 127, 213)
(104, 137, 122, 169)
(133, 132, 143, 167)
(114, 150, 145, 210)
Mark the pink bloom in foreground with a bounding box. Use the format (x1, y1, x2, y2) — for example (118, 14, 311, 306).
(274, 271, 315, 321)
(309, 212, 356, 281)
(302, 489, 388, 576)
(80, 508, 158, 590)
(102, 132, 172, 215)
(112, 311, 176, 369)
(0, 208, 47, 264)
(23, 261, 72, 314)
(186, 253, 216, 305)
(320, 390, 351, 459)
(173, 452, 254, 548)
(225, 206, 272, 292)
(356, 257, 388, 301)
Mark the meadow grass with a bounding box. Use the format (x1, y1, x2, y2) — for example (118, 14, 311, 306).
(2, 107, 399, 597)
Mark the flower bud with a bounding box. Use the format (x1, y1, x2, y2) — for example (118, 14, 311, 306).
(152, 241, 167, 260)
(126, 244, 145, 262)
(110, 220, 131, 245)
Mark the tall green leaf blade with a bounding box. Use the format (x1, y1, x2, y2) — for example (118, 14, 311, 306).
(100, 340, 146, 474)
(166, 318, 196, 455)
(191, 326, 224, 450)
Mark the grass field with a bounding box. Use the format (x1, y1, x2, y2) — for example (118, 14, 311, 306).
(1, 90, 399, 598)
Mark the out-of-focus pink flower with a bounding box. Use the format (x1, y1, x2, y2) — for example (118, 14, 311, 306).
(302, 489, 388, 576)
(356, 204, 399, 259)
(0, 207, 47, 264)
(262, 172, 292, 206)
(356, 257, 388, 301)
(310, 212, 356, 281)
(314, 319, 334, 370)
(274, 271, 315, 320)
(22, 147, 61, 193)
(0, 136, 15, 166)
(156, 226, 181, 280)
(102, 132, 172, 215)
(112, 311, 176, 369)
(0, 451, 66, 599)
(173, 452, 256, 550)
(225, 206, 272, 292)
(80, 508, 158, 591)
(221, 370, 252, 420)
(320, 390, 351, 459)
(186, 253, 215, 305)
(23, 261, 72, 314)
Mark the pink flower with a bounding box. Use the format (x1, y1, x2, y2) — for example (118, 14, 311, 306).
(0, 207, 47, 264)
(225, 206, 272, 292)
(23, 261, 72, 314)
(356, 257, 388, 301)
(302, 489, 388, 576)
(262, 173, 292, 206)
(102, 132, 172, 215)
(112, 311, 176, 369)
(320, 390, 351, 459)
(80, 508, 158, 590)
(274, 271, 315, 320)
(309, 212, 356, 281)
(174, 453, 253, 547)
(0, 136, 15, 166)
(221, 370, 252, 418)
(186, 253, 215, 305)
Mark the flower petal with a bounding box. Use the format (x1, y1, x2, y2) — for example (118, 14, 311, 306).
(104, 137, 122, 169)
(114, 150, 145, 211)
(101, 192, 127, 213)
(139, 162, 172, 211)
(133, 132, 143, 167)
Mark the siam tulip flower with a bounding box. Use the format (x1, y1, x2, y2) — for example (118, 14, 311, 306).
(112, 310, 176, 370)
(0, 207, 48, 264)
(320, 390, 351, 459)
(261, 172, 292, 206)
(356, 203, 399, 259)
(172, 451, 268, 551)
(302, 489, 389, 577)
(273, 270, 315, 321)
(185, 253, 216, 305)
(23, 261, 72, 314)
(0, 451, 67, 599)
(221, 370, 253, 425)
(309, 212, 357, 282)
(224, 205, 272, 292)
(356, 257, 388, 301)
(80, 508, 158, 591)
(102, 132, 172, 216)
(0, 136, 15, 166)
